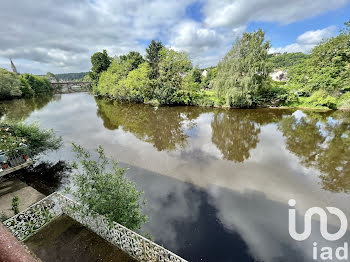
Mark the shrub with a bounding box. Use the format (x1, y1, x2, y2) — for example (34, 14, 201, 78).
(0, 121, 62, 155)
(12, 196, 19, 214)
(20, 74, 53, 95)
(337, 92, 350, 110)
(0, 68, 22, 100)
(66, 144, 148, 231)
(309, 90, 337, 109)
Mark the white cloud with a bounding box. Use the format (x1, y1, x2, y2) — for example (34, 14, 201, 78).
(203, 0, 349, 28)
(0, 0, 348, 73)
(170, 21, 221, 54)
(169, 20, 246, 68)
(269, 26, 337, 53)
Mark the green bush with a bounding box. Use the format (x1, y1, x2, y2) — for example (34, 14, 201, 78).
(19, 78, 35, 97)
(20, 74, 53, 95)
(12, 196, 19, 215)
(309, 90, 337, 109)
(337, 92, 350, 110)
(0, 121, 62, 155)
(0, 68, 22, 100)
(66, 144, 148, 231)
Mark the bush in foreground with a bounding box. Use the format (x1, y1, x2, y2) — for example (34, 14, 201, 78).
(66, 144, 147, 231)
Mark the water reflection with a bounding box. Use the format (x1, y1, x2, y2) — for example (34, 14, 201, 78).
(96, 98, 206, 151)
(2, 93, 350, 262)
(279, 110, 350, 193)
(211, 110, 261, 162)
(0, 95, 58, 120)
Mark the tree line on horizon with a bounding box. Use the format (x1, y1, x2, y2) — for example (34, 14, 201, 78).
(89, 20, 350, 110)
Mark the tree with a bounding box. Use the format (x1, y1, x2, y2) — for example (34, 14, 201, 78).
(0, 68, 22, 100)
(0, 120, 62, 156)
(146, 40, 163, 79)
(192, 68, 202, 83)
(214, 29, 271, 107)
(67, 144, 148, 231)
(120, 51, 145, 71)
(89, 50, 111, 83)
(20, 74, 53, 95)
(46, 72, 58, 81)
(155, 47, 192, 104)
(268, 52, 309, 69)
(288, 21, 350, 95)
(96, 55, 145, 98)
(117, 62, 151, 102)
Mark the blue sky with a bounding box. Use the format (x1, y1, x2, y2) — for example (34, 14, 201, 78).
(0, 0, 349, 74)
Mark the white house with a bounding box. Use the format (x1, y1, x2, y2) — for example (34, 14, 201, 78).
(269, 69, 287, 81)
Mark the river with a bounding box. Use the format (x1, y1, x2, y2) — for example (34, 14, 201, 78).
(1, 92, 350, 262)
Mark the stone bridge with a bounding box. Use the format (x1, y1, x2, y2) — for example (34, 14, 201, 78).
(51, 81, 91, 93)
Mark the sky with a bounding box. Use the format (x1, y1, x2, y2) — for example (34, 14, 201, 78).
(0, 0, 349, 74)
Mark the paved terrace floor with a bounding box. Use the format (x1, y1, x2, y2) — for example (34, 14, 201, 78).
(25, 215, 136, 262)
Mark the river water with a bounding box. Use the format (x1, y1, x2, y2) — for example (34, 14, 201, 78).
(1, 93, 350, 262)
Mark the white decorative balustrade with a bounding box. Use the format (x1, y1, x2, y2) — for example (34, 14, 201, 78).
(3, 193, 187, 262)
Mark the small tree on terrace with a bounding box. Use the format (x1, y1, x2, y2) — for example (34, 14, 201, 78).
(67, 144, 148, 231)
(214, 29, 271, 107)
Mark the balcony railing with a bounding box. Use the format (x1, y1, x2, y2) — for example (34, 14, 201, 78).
(3, 192, 187, 262)
(0, 146, 33, 177)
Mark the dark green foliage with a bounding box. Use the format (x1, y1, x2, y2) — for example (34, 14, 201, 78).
(89, 50, 111, 83)
(67, 144, 148, 231)
(288, 21, 350, 95)
(268, 52, 309, 69)
(12, 196, 19, 214)
(55, 72, 88, 81)
(0, 68, 22, 99)
(20, 74, 53, 95)
(201, 67, 217, 89)
(120, 51, 145, 71)
(19, 78, 35, 97)
(154, 47, 192, 105)
(146, 40, 163, 79)
(192, 68, 202, 83)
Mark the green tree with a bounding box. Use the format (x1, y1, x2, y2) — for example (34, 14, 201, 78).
(155, 47, 192, 105)
(0, 68, 22, 100)
(89, 50, 111, 83)
(192, 68, 202, 83)
(20, 74, 53, 95)
(214, 29, 271, 107)
(201, 67, 217, 89)
(268, 52, 309, 69)
(0, 120, 62, 155)
(19, 78, 34, 97)
(117, 62, 151, 102)
(288, 21, 350, 96)
(67, 144, 147, 231)
(96, 55, 142, 97)
(146, 40, 163, 79)
(120, 51, 145, 71)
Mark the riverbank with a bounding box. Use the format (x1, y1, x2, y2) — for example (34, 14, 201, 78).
(95, 92, 350, 112)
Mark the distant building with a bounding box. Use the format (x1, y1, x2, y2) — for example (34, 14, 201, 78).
(10, 59, 19, 75)
(202, 70, 208, 77)
(270, 69, 287, 81)
(272, 52, 281, 57)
